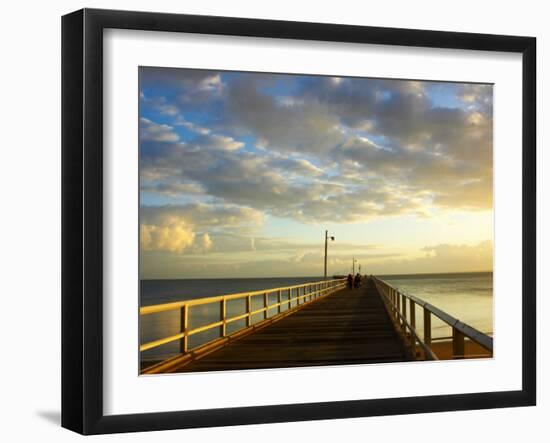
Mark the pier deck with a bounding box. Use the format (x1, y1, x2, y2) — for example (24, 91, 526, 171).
(173, 279, 411, 373)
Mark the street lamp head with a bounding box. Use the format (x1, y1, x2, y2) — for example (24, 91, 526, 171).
(330, 236, 335, 241)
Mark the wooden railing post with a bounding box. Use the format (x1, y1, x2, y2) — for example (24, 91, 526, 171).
(221, 299, 227, 337)
(409, 299, 416, 353)
(402, 293, 407, 332)
(423, 307, 431, 350)
(409, 299, 416, 329)
(180, 304, 189, 354)
(264, 292, 269, 319)
(452, 327, 465, 359)
(277, 289, 282, 313)
(246, 295, 252, 327)
(396, 291, 401, 326)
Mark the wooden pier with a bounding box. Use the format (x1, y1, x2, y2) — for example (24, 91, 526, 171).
(140, 276, 493, 374)
(176, 279, 410, 372)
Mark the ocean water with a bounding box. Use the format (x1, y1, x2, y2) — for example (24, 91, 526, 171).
(140, 272, 493, 364)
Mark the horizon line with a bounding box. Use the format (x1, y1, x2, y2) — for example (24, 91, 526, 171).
(140, 270, 493, 281)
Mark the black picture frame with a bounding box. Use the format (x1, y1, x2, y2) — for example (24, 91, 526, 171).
(61, 8, 536, 435)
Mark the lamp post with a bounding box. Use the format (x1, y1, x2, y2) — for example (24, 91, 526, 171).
(352, 257, 357, 275)
(324, 230, 335, 279)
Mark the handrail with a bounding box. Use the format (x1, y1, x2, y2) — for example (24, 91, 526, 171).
(140, 279, 347, 357)
(372, 276, 493, 360)
(140, 278, 344, 314)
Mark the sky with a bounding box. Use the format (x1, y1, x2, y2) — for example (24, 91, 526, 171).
(139, 67, 493, 279)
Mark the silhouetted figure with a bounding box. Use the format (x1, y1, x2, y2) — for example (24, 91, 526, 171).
(347, 274, 353, 289)
(354, 273, 362, 289)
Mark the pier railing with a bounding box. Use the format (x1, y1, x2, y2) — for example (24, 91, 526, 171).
(372, 276, 493, 360)
(140, 278, 347, 372)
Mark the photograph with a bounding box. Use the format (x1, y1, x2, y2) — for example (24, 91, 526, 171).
(138, 67, 494, 374)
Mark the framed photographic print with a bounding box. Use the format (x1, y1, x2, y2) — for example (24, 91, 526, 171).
(62, 8, 536, 434)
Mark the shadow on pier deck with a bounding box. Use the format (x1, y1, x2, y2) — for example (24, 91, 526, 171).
(174, 279, 411, 373)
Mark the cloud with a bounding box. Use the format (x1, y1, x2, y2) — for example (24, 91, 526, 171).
(174, 117, 211, 135)
(141, 137, 341, 219)
(194, 233, 213, 254)
(140, 68, 226, 108)
(289, 251, 400, 265)
(141, 203, 264, 229)
(139, 118, 179, 142)
(366, 240, 493, 275)
(196, 133, 244, 151)
(455, 83, 493, 115)
(140, 203, 264, 255)
(140, 180, 204, 197)
(139, 69, 493, 223)
(140, 93, 180, 116)
(223, 75, 345, 155)
(201, 232, 382, 255)
(140, 218, 195, 253)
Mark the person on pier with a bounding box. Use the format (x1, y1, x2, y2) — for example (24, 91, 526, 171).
(347, 274, 353, 289)
(354, 273, 362, 289)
